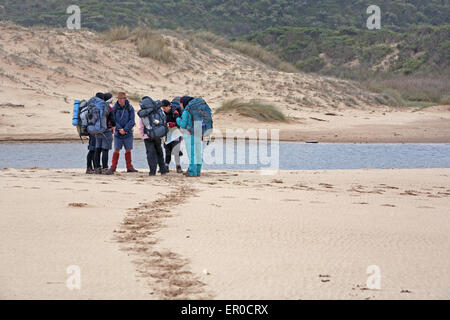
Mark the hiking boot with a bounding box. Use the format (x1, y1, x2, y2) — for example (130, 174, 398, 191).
(86, 168, 95, 174)
(94, 168, 103, 175)
(165, 164, 170, 173)
(125, 152, 137, 173)
(176, 166, 183, 174)
(104, 169, 115, 175)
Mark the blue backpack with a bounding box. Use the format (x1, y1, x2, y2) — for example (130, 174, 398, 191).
(185, 98, 213, 137)
(72, 99, 89, 138)
(86, 97, 109, 135)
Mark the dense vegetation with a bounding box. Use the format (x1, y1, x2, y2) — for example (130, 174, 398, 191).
(1, 0, 448, 105)
(1, 0, 448, 35)
(246, 24, 450, 78)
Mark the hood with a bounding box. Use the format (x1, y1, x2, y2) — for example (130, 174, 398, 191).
(114, 99, 131, 110)
(171, 96, 181, 106)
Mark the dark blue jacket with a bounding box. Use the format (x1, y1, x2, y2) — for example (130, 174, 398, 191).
(113, 100, 135, 138)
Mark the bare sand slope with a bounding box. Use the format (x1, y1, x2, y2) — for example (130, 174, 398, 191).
(1, 168, 449, 299)
(1, 22, 448, 143)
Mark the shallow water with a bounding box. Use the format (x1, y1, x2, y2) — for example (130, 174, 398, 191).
(0, 141, 449, 170)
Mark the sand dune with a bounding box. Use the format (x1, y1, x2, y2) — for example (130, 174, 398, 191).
(1, 168, 449, 299)
(1, 22, 449, 143)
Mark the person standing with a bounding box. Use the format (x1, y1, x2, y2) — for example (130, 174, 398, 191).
(93, 92, 116, 174)
(107, 92, 138, 174)
(176, 96, 202, 177)
(138, 97, 168, 176)
(161, 99, 183, 174)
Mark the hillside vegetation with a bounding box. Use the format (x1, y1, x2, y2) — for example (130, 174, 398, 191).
(1, 0, 448, 34)
(0, 0, 448, 106)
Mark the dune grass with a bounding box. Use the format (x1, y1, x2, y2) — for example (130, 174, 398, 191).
(216, 99, 287, 122)
(101, 26, 173, 63)
(368, 76, 450, 107)
(191, 31, 297, 73)
(101, 26, 130, 41)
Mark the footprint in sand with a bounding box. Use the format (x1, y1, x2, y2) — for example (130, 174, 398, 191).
(400, 190, 420, 196)
(248, 198, 260, 201)
(401, 289, 412, 294)
(293, 184, 315, 191)
(68, 203, 88, 208)
(381, 204, 396, 207)
(349, 185, 384, 194)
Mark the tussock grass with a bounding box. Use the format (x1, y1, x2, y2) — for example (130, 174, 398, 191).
(101, 26, 130, 41)
(137, 37, 172, 62)
(369, 76, 450, 106)
(102, 26, 173, 63)
(216, 99, 287, 122)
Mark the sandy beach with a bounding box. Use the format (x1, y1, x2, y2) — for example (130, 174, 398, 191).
(1, 168, 449, 300)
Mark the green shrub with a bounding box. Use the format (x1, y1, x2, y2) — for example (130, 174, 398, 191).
(296, 57, 325, 72)
(401, 55, 426, 74)
(216, 99, 287, 122)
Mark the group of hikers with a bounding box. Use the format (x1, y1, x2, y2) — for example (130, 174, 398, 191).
(72, 92, 213, 177)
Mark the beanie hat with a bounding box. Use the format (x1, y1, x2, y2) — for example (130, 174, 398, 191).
(180, 96, 193, 107)
(171, 96, 181, 105)
(95, 92, 105, 100)
(103, 93, 113, 103)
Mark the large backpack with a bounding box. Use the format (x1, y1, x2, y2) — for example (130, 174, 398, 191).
(86, 97, 109, 135)
(72, 99, 89, 138)
(138, 97, 168, 140)
(185, 97, 213, 137)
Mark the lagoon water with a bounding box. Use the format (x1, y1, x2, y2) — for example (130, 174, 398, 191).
(0, 141, 449, 170)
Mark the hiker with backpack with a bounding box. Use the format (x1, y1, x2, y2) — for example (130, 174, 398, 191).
(91, 92, 116, 174)
(176, 96, 213, 177)
(161, 99, 183, 174)
(138, 97, 168, 176)
(72, 98, 96, 174)
(107, 92, 138, 174)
